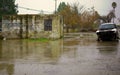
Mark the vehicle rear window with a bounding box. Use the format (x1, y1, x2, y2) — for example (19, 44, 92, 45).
(99, 24, 116, 30)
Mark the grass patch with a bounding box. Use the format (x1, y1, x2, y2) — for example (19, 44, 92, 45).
(24, 38, 49, 42)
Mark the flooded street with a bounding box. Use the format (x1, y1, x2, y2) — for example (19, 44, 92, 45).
(0, 33, 120, 75)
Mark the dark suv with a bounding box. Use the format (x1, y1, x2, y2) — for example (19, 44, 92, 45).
(96, 23, 119, 41)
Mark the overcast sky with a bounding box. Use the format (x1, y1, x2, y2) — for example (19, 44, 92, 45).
(15, 0, 120, 23)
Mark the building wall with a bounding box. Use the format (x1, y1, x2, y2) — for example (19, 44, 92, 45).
(2, 14, 63, 39)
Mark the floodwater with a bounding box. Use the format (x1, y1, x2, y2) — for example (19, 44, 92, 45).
(0, 35, 120, 75)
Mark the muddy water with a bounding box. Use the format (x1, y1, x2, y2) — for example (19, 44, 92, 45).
(0, 37, 120, 75)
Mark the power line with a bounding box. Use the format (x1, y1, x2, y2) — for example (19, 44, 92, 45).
(18, 6, 53, 14)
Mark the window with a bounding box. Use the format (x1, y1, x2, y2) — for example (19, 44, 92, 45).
(44, 19, 52, 31)
(99, 24, 116, 30)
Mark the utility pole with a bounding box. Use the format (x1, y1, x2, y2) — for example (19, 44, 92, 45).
(55, 0, 57, 14)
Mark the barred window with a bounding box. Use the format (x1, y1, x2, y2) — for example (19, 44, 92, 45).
(44, 19, 52, 31)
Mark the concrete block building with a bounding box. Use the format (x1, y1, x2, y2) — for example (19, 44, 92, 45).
(2, 14, 63, 39)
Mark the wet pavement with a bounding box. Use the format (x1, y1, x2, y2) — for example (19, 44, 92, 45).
(0, 34, 120, 75)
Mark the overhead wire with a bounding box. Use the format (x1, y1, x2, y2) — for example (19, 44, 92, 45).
(18, 6, 53, 14)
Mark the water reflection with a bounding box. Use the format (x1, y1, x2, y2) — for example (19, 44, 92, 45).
(0, 37, 120, 75)
(0, 40, 63, 62)
(0, 39, 63, 75)
(0, 64, 14, 75)
(97, 41, 119, 55)
(96, 41, 120, 75)
(63, 38, 79, 58)
(0, 40, 2, 59)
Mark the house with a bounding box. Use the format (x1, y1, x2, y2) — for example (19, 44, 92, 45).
(1, 14, 63, 39)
